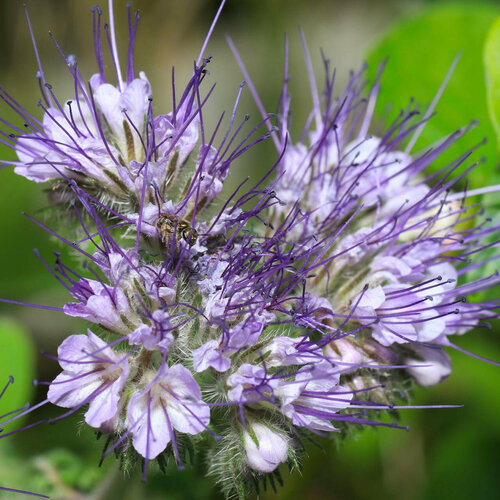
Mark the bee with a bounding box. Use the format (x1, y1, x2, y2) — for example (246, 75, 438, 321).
(204, 233, 228, 253)
(155, 213, 198, 246)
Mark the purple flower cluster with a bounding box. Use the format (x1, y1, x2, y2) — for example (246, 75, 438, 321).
(0, 1, 499, 497)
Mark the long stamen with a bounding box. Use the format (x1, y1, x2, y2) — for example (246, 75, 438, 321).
(108, 0, 124, 90)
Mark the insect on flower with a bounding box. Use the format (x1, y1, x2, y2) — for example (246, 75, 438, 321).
(156, 213, 198, 247)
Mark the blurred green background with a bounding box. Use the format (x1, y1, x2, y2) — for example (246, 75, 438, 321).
(0, 0, 499, 498)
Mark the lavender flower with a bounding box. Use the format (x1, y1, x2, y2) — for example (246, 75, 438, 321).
(47, 330, 129, 432)
(126, 364, 210, 460)
(0, 1, 499, 499)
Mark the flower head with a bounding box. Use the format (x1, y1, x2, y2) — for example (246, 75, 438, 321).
(0, 2, 499, 499)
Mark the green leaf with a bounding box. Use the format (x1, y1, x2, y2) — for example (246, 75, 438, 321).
(485, 15, 500, 149)
(0, 317, 35, 429)
(366, 3, 500, 188)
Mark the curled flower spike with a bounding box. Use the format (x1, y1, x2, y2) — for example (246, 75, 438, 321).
(0, 1, 499, 499)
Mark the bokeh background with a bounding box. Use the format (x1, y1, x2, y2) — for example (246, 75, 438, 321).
(0, 0, 499, 498)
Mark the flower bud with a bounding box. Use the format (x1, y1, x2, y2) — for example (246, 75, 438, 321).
(243, 422, 289, 473)
(406, 346, 452, 387)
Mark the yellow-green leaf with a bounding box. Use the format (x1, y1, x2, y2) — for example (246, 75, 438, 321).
(485, 15, 500, 150)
